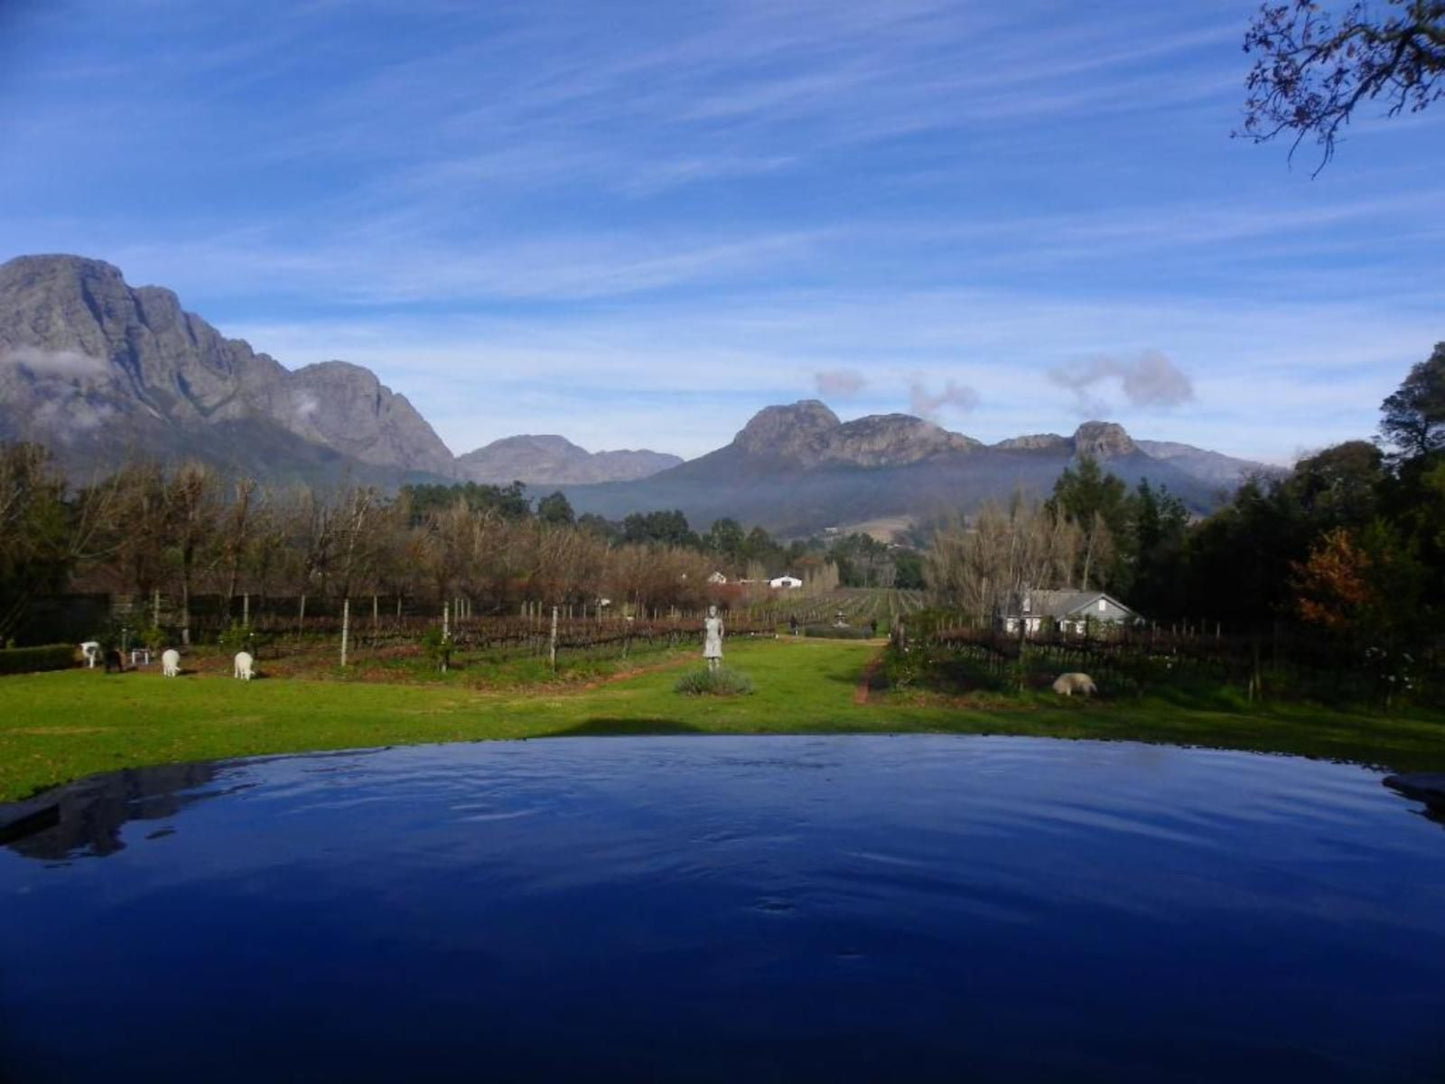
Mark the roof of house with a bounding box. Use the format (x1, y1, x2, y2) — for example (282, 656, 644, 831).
(1023, 590, 1135, 618)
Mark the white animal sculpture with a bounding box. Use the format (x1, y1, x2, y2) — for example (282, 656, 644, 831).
(233, 651, 255, 681)
(80, 641, 101, 668)
(1052, 672, 1098, 697)
(161, 649, 180, 677)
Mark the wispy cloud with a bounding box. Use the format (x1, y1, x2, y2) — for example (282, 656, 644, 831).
(907, 377, 980, 422)
(814, 368, 867, 398)
(1049, 350, 1195, 415)
(0, 345, 109, 378)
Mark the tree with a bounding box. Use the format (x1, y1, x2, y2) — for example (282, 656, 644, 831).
(0, 443, 72, 642)
(536, 490, 575, 527)
(1379, 342, 1445, 460)
(925, 501, 1081, 621)
(1241, 1, 1445, 169)
(1047, 456, 1130, 591)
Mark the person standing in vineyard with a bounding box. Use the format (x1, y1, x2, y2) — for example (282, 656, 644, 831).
(703, 605, 724, 672)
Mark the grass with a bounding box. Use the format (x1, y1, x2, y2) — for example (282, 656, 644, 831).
(2, 638, 1444, 803)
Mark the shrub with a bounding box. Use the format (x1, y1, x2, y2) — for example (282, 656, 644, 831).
(138, 623, 168, 652)
(420, 626, 453, 672)
(216, 622, 255, 652)
(674, 666, 754, 696)
(0, 644, 77, 676)
(802, 624, 874, 640)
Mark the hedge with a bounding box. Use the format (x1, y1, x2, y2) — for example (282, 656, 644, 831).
(802, 625, 877, 640)
(0, 644, 77, 676)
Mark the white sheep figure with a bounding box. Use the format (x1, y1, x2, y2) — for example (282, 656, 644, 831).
(161, 649, 180, 677)
(1052, 672, 1098, 697)
(80, 641, 101, 668)
(233, 651, 255, 681)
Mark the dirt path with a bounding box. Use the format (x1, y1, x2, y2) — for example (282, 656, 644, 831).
(853, 650, 885, 705)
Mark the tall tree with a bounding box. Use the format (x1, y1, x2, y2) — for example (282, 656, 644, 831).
(1047, 456, 1130, 591)
(536, 490, 575, 527)
(0, 443, 72, 642)
(1379, 342, 1445, 460)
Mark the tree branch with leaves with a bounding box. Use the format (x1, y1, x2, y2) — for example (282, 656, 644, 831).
(1241, 0, 1445, 170)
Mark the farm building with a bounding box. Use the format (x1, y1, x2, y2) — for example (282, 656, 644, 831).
(769, 574, 804, 589)
(998, 590, 1139, 637)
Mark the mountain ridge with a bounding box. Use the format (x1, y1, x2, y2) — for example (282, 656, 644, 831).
(1, 255, 1275, 526)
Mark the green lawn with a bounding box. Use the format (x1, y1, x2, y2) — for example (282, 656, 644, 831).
(2, 638, 1443, 802)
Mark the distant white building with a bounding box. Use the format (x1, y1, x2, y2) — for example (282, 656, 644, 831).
(769, 574, 803, 589)
(706, 571, 728, 585)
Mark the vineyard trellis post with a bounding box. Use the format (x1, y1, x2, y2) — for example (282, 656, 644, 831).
(549, 606, 559, 672)
(340, 597, 350, 670)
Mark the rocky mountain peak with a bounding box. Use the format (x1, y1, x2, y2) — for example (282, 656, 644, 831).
(730, 401, 979, 470)
(733, 400, 841, 459)
(0, 254, 455, 480)
(1072, 421, 1136, 459)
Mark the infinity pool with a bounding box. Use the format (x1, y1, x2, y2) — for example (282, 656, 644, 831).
(2, 735, 1442, 1082)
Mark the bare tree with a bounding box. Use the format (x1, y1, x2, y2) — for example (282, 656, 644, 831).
(925, 500, 1081, 622)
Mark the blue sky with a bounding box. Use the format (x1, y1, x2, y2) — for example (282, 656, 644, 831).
(2, 0, 1441, 463)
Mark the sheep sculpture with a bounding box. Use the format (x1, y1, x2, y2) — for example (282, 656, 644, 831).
(1052, 672, 1097, 697)
(233, 651, 254, 681)
(79, 641, 101, 668)
(162, 649, 180, 677)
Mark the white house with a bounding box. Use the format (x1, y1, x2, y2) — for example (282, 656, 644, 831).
(706, 571, 728, 585)
(998, 589, 1138, 636)
(769, 574, 804, 589)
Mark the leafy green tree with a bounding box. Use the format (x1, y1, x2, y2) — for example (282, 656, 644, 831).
(401, 481, 531, 522)
(1127, 479, 1191, 618)
(576, 513, 619, 542)
(702, 517, 746, 564)
(621, 509, 697, 548)
(893, 548, 926, 590)
(0, 443, 72, 642)
(1047, 455, 1132, 591)
(536, 490, 575, 526)
(1379, 342, 1445, 460)
(1283, 441, 1384, 526)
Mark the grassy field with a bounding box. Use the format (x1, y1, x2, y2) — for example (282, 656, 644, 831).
(2, 637, 1444, 802)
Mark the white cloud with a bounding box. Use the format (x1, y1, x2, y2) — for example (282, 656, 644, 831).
(1049, 350, 1195, 414)
(907, 377, 979, 422)
(1, 345, 109, 378)
(814, 368, 867, 398)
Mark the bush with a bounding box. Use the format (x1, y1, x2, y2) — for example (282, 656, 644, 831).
(802, 624, 875, 639)
(674, 666, 754, 696)
(138, 623, 168, 652)
(217, 622, 255, 652)
(420, 626, 453, 671)
(0, 644, 77, 676)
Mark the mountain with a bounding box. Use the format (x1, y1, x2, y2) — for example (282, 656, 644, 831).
(556, 403, 1248, 534)
(1135, 439, 1284, 490)
(0, 255, 1274, 527)
(456, 434, 681, 485)
(0, 255, 455, 483)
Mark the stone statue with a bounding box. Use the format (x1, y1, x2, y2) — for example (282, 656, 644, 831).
(703, 605, 724, 671)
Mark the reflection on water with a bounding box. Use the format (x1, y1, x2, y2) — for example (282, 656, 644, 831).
(1, 735, 1444, 1083)
(0, 761, 221, 860)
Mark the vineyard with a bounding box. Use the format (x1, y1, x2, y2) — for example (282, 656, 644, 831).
(741, 588, 927, 626)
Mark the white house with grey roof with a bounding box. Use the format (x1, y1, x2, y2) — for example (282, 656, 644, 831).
(998, 589, 1139, 637)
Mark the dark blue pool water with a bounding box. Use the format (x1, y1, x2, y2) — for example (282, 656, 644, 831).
(2, 735, 1443, 1083)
